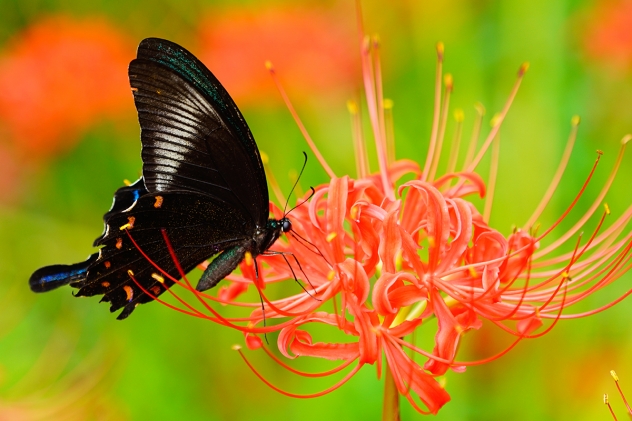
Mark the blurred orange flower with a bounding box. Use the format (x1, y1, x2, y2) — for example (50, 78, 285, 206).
(197, 6, 357, 105)
(0, 16, 134, 160)
(583, 0, 632, 70)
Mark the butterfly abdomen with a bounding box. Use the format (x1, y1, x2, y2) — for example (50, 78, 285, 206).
(29, 253, 99, 292)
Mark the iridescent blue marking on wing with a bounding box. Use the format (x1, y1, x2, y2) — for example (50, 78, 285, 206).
(93, 178, 149, 246)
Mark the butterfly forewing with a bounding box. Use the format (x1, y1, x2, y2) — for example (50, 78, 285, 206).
(130, 38, 269, 227)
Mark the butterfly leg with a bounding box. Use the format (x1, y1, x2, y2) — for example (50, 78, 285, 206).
(196, 242, 249, 292)
(263, 250, 319, 299)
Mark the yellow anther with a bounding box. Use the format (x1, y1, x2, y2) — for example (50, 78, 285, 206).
(490, 112, 502, 127)
(454, 108, 464, 122)
(443, 73, 453, 90)
(571, 115, 580, 126)
(264, 61, 274, 71)
(436, 42, 444, 60)
(350, 206, 358, 220)
(123, 179, 131, 186)
(245, 251, 253, 266)
(474, 102, 486, 116)
(231, 344, 242, 351)
(519, 62, 530, 76)
(372, 34, 381, 47)
(622, 134, 632, 145)
(561, 271, 569, 279)
(327, 270, 336, 281)
(347, 100, 358, 115)
(383, 98, 394, 110)
(156, 89, 162, 95)
(427, 236, 435, 248)
(597, 149, 604, 155)
(611, 370, 619, 382)
(119, 216, 136, 231)
(604, 393, 608, 404)
(151, 273, 165, 284)
(154, 195, 163, 209)
(604, 203, 611, 215)
(468, 266, 478, 278)
(326, 232, 337, 242)
(127, 270, 134, 276)
(260, 151, 269, 164)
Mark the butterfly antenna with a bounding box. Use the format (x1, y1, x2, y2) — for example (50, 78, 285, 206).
(285, 187, 315, 217)
(283, 152, 309, 215)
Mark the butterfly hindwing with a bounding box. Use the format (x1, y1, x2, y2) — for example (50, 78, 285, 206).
(93, 178, 149, 246)
(75, 191, 251, 319)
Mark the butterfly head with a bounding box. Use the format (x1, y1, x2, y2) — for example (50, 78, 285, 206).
(281, 218, 292, 233)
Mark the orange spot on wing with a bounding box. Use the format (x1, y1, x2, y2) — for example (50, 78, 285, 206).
(123, 285, 133, 301)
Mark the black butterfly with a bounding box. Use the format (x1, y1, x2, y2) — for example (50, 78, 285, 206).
(29, 38, 292, 320)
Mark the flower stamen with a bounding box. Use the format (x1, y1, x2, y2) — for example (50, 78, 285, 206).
(235, 345, 363, 398)
(266, 61, 335, 178)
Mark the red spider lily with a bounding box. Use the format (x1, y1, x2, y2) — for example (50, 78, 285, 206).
(128, 14, 632, 419)
(0, 16, 133, 160)
(197, 5, 357, 105)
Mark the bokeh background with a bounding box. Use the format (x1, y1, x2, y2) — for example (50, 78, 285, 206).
(1, 0, 631, 419)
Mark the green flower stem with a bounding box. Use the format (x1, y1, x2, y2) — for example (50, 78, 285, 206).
(382, 363, 401, 421)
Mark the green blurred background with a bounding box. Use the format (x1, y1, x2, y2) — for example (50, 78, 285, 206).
(1, 0, 631, 419)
